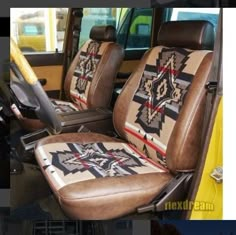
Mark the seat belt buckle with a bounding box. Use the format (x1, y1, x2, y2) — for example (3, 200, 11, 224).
(205, 81, 218, 93)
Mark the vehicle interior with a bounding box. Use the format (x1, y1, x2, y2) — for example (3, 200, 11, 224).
(0, 7, 222, 221)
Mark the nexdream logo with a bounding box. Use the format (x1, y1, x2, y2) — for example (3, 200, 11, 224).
(165, 200, 214, 211)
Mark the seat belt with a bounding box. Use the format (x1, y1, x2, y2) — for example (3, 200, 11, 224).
(200, 10, 222, 151)
(60, 8, 83, 100)
(71, 8, 83, 60)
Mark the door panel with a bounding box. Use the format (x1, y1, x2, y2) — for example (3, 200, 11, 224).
(25, 53, 64, 98)
(117, 49, 147, 76)
(32, 65, 63, 91)
(118, 60, 139, 74)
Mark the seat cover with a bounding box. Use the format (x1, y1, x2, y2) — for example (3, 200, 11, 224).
(35, 21, 215, 219)
(64, 25, 124, 110)
(35, 133, 172, 219)
(68, 40, 114, 110)
(14, 25, 124, 131)
(120, 46, 211, 169)
(51, 100, 80, 113)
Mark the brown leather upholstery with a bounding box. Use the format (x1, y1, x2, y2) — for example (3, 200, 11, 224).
(166, 53, 213, 172)
(17, 25, 124, 131)
(64, 25, 124, 109)
(113, 48, 212, 174)
(36, 133, 171, 220)
(35, 21, 214, 219)
(58, 172, 171, 220)
(89, 25, 116, 42)
(157, 20, 215, 50)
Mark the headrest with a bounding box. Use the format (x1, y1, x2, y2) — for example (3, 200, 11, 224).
(90, 25, 116, 42)
(157, 20, 215, 50)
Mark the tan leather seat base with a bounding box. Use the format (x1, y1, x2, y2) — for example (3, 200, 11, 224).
(58, 172, 172, 220)
(35, 133, 172, 219)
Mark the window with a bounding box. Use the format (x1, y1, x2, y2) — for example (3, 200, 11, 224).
(117, 8, 153, 49)
(22, 24, 44, 36)
(10, 8, 68, 53)
(78, 8, 153, 50)
(170, 8, 220, 30)
(79, 8, 118, 48)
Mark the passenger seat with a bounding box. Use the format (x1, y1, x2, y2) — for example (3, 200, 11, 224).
(16, 25, 124, 131)
(35, 20, 214, 220)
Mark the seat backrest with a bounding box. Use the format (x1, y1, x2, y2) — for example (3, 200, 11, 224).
(64, 25, 124, 110)
(113, 20, 214, 174)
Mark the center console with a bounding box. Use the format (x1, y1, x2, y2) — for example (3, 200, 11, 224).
(58, 108, 114, 134)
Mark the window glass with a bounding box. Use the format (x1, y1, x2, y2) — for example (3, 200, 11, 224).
(79, 8, 118, 48)
(22, 24, 44, 36)
(171, 8, 220, 30)
(10, 8, 68, 53)
(117, 8, 153, 49)
(116, 8, 132, 47)
(79, 8, 153, 50)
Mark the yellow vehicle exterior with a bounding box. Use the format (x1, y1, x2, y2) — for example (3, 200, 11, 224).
(190, 98, 223, 219)
(15, 9, 63, 52)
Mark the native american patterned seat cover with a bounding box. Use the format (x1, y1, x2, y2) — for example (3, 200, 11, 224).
(123, 46, 210, 168)
(69, 39, 116, 110)
(51, 100, 80, 113)
(36, 138, 168, 191)
(15, 25, 124, 131)
(35, 21, 215, 220)
(50, 33, 123, 113)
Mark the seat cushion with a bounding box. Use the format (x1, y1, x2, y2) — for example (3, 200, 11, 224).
(35, 133, 172, 220)
(51, 100, 80, 113)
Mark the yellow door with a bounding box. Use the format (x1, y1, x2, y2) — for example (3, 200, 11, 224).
(190, 98, 223, 219)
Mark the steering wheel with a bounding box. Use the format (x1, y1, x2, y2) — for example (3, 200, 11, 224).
(10, 38, 62, 134)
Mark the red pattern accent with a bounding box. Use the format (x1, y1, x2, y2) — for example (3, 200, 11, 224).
(158, 65, 179, 76)
(127, 144, 168, 172)
(74, 152, 89, 169)
(70, 93, 88, 106)
(107, 151, 124, 166)
(144, 101, 164, 113)
(88, 52, 97, 56)
(124, 126, 166, 157)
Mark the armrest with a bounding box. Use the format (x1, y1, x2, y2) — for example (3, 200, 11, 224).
(57, 108, 116, 136)
(58, 108, 112, 126)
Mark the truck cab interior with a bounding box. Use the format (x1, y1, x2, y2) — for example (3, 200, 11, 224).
(2, 7, 222, 221)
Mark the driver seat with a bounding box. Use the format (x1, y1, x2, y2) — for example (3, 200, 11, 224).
(35, 20, 214, 219)
(14, 25, 124, 131)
